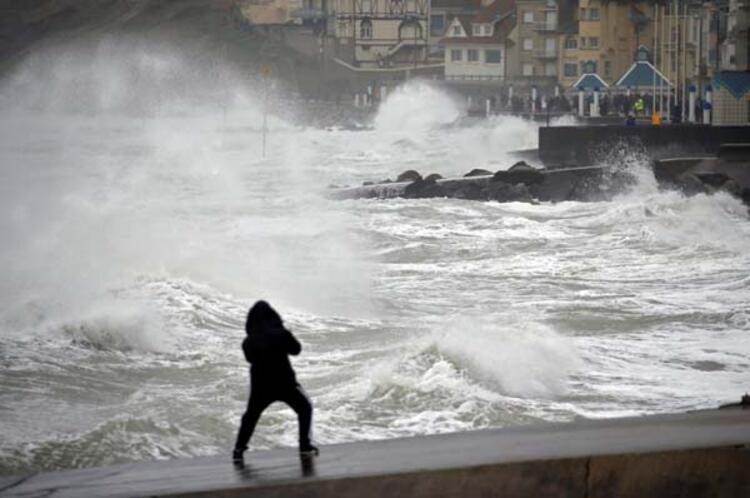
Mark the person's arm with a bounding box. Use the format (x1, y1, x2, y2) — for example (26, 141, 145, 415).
(242, 337, 255, 363)
(283, 328, 302, 356)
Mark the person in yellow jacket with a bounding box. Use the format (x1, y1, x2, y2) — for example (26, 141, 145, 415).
(651, 111, 661, 125)
(634, 97, 645, 117)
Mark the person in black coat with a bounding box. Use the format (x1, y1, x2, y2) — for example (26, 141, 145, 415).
(233, 301, 318, 462)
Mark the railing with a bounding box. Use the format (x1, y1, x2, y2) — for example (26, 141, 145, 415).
(534, 49, 558, 58)
(534, 22, 557, 32)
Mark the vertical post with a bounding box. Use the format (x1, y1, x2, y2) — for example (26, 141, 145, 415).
(485, 98, 491, 118)
(688, 84, 696, 122)
(704, 84, 712, 124)
(554, 85, 560, 98)
(578, 89, 584, 117)
(682, 0, 688, 122)
(531, 85, 537, 114)
(508, 84, 513, 108)
(592, 87, 600, 117)
(652, 3, 658, 118)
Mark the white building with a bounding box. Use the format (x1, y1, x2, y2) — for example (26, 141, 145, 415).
(329, 0, 430, 69)
(441, 0, 516, 82)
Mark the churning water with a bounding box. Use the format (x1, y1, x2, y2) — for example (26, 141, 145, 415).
(1, 38, 749, 474)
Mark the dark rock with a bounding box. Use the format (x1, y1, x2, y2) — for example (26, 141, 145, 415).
(424, 173, 443, 182)
(484, 181, 534, 203)
(363, 181, 374, 186)
(452, 182, 485, 200)
(675, 173, 709, 196)
(397, 170, 422, 182)
(403, 177, 446, 199)
(696, 173, 731, 189)
(379, 179, 393, 184)
(464, 168, 493, 177)
(492, 163, 545, 186)
(720, 179, 742, 197)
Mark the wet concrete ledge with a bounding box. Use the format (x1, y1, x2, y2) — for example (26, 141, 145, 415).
(539, 125, 750, 168)
(1, 408, 749, 498)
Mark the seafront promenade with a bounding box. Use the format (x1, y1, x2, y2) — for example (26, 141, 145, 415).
(2, 406, 748, 498)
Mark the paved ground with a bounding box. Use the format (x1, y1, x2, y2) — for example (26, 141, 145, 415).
(1, 407, 748, 498)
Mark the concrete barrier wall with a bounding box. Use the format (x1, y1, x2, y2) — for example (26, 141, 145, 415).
(172, 447, 750, 498)
(539, 125, 750, 167)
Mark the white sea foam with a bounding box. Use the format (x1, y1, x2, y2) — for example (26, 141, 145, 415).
(431, 317, 582, 398)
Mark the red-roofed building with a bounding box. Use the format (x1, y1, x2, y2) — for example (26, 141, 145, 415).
(441, 0, 517, 82)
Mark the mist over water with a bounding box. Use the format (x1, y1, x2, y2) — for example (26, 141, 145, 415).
(2, 37, 749, 474)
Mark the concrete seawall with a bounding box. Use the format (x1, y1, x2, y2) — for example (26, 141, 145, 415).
(539, 125, 750, 167)
(2, 407, 748, 497)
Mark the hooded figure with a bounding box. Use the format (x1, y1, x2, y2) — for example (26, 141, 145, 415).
(233, 301, 317, 461)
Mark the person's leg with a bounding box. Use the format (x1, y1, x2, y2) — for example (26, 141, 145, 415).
(279, 384, 315, 452)
(234, 389, 272, 456)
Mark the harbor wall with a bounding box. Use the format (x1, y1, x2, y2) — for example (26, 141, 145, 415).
(539, 125, 750, 167)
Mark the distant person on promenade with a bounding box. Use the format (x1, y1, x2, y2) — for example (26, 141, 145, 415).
(233, 300, 318, 462)
(625, 114, 637, 126)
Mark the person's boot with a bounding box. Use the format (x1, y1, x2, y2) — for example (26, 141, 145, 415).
(299, 442, 319, 456)
(232, 448, 245, 462)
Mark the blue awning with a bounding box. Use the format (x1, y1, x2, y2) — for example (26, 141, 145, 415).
(570, 73, 609, 91)
(615, 61, 672, 89)
(712, 71, 750, 99)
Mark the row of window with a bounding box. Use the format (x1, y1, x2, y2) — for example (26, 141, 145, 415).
(520, 10, 557, 25)
(355, 0, 423, 15)
(563, 36, 598, 49)
(450, 48, 502, 63)
(561, 60, 612, 77)
(472, 24, 493, 37)
(521, 62, 557, 76)
(579, 8, 600, 21)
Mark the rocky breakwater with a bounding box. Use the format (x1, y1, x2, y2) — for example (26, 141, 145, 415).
(328, 162, 639, 203)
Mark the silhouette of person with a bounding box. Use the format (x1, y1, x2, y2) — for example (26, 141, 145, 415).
(233, 301, 318, 462)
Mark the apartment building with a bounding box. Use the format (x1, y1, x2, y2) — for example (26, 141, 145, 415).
(328, 0, 430, 69)
(441, 0, 516, 82)
(511, 0, 560, 91)
(429, 0, 482, 61)
(557, 0, 656, 89)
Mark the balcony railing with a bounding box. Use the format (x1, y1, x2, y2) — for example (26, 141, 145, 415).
(534, 49, 558, 58)
(534, 22, 557, 32)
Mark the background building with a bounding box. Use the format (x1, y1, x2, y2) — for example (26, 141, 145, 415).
(441, 0, 516, 82)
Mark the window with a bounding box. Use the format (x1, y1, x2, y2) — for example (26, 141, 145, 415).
(579, 8, 586, 20)
(589, 37, 599, 48)
(565, 37, 577, 49)
(483, 24, 492, 35)
(589, 8, 599, 21)
(581, 60, 597, 74)
(450, 49, 463, 61)
(523, 63, 534, 76)
(545, 62, 557, 76)
(473, 24, 481, 35)
(360, 19, 373, 39)
(430, 15, 445, 36)
(523, 38, 534, 50)
(362, 0, 372, 13)
(580, 37, 587, 48)
(564, 62, 578, 77)
(523, 11, 534, 23)
(468, 49, 479, 62)
(485, 49, 501, 63)
(604, 60, 611, 76)
(452, 24, 462, 36)
(337, 20, 348, 37)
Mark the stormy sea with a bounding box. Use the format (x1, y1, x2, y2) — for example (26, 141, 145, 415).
(1, 37, 749, 475)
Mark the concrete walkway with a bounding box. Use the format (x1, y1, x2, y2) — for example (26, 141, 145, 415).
(1, 407, 749, 497)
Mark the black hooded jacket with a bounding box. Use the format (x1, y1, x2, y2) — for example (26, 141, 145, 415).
(242, 301, 301, 390)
